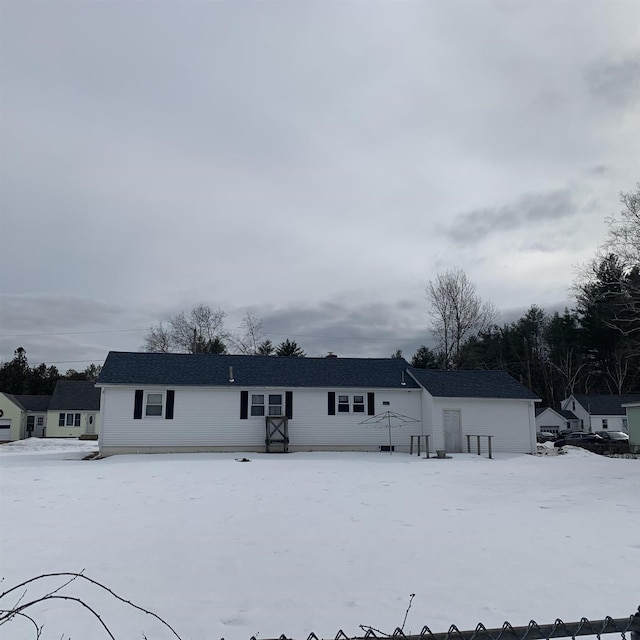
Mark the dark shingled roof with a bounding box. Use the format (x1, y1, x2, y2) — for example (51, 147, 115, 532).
(97, 352, 538, 400)
(573, 394, 640, 415)
(535, 407, 578, 420)
(408, 368, 539, 400)
(97, 352, 421, 389)
(48, 380, 101, 410)
(4, 393, 51, 411)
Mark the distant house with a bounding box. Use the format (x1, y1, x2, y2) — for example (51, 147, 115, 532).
(622, 402, 640, 453)
(0, 393, 51, 441)
(0, 380, 101, 442)
(561, 394, 640, 433)
(96, 352, 539, 456)
(46, 380, 101, 440)
(535, 407, 580, 434)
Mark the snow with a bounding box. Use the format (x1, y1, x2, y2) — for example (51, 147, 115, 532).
(1, 439, 639, 640)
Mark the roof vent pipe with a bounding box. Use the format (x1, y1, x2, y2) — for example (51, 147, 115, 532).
(229, 366, 234, 383)
(401, 371, 407, 386)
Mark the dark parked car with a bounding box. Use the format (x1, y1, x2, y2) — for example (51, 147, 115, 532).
(595, 431, 630, 452)
(554, 432, 604, 448)
(537, 431, 557, 443)
(595, 430, 629, 442)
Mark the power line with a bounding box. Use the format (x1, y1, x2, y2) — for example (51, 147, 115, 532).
(0, 329, 147, 338)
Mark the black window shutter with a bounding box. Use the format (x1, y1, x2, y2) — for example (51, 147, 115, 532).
(328, 392, 336, 415)
(165, 390, 175, 420)
(134, 390, 143, 420)
(285, 391, 293, 419)
(240, 390, 249, 419)
(367, 392, 375, 415)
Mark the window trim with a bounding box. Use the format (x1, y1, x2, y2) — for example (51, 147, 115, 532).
(145, 392, 164, 418)
(331, 393, 370, 414)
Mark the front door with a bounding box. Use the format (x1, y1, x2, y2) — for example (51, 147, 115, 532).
(443, 410, 462, 453)
(26, 415, 35, 438)
(85, 413, 96, 435)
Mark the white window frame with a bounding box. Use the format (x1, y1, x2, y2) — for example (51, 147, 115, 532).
(337, 393, 365, 413)
(145, 392, 164, 418)
(251, 394, 265, 416)
(268, 394, 283, 416)
(602, 418, 608, 429)
(250, 393, 284, 417)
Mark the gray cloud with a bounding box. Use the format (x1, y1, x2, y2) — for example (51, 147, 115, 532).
(1, 1, 638, 368)
(586, 53, 640, 108)
(447, 189, 577, 244)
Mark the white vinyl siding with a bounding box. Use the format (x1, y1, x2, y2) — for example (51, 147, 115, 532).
(429, 397, 536, 454)
(99, 386, 424, 453)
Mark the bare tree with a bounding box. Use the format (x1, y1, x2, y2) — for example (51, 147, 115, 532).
(603, 182, 640, 266)
(141, 304, 227, 353)
(227, 311, 266, 355)
(141, 321, 172, 352)
(426, 268, 498, 368)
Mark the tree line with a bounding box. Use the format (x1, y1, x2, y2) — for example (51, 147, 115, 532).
(0, 347, 102, 395)
(141, 308, 306, 357)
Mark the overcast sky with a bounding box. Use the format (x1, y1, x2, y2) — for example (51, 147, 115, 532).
(1, 0, 639, 369)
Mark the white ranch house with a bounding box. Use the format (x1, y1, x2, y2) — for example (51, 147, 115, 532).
(97, 352, 539, 456)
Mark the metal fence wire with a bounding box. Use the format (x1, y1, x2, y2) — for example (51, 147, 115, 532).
(244, 609, 640, 640)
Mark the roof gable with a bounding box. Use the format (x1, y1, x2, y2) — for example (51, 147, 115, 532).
(409, 368, 539, 400)
(49, 380, 101, 410)
(97, 352, 420, 389)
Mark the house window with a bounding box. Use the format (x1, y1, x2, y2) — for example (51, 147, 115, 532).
(62, 413, 81, 427)
(251, 395, 265, 416)
(622, 418, 628, 430)
(572, 401, 575, 411)
(337, 394, 365, 413)
(268, 394, 283, 416)
(602, 418, 608, 429)
(145, 393, 163, 417)
(37, 416, 44, 426)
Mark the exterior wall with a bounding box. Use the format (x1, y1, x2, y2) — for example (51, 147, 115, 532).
(45, 410, 101, 438)
(588, 414, 628, 432)
(0, 393, 24, 442)
(561, 397, 590, 430)
(624, 404, 640, 452)
(430, 397, 537, 454)
(99, 385, 424, 454)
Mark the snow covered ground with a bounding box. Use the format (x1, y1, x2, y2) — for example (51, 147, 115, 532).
(1, 439, 638, 640)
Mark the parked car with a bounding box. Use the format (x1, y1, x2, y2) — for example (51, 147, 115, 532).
(554, 432, 604, 448)
(595, 430, 629, 442)
(595, 430, 630, 452)
(537, 431, 557, 443)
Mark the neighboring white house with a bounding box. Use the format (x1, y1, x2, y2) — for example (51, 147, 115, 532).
(535, 407, 580, 434)
(561, 394, 640, 433)
(96, 352, 539, 456)
(0, 393, 50, 441)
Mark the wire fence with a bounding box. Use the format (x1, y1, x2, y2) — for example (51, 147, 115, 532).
(245, 610, 640, 640)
